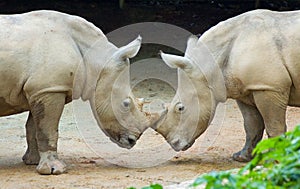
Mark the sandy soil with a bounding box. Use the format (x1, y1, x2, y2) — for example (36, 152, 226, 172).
(0, 61, 299, 189)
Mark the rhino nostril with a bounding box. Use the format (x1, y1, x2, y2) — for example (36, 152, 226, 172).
(128, 135, 137, 145)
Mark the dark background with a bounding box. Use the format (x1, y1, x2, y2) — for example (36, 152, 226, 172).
(1, 0, 300, 34)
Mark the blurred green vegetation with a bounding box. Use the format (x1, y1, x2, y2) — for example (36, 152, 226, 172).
(192, 125, 300, 189)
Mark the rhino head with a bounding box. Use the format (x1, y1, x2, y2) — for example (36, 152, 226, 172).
(75, 36, 165, 149)
(154, 36, 226, 151)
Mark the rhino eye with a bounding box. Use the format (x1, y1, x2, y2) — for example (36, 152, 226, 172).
(122, 98, 131, 108)
(175, 102, 185, 113)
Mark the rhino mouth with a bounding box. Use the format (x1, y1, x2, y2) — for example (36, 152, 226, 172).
(181, 141, 195, 151)
(118, 134, 138, 149)
(169, 139, 195, 152)
(102, 125, 140, 149)
(108, 133, 140, 149)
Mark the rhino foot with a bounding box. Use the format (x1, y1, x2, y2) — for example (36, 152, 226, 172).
(22, 149, 40, 165)
(36, 151, 66, 175)
(232, 150, 252, 162)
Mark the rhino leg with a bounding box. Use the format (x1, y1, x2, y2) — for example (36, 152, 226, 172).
(30, 93, 66, 175)
(253, 91, 287, 137)
(233, 100, 264, 162)
(22, 112, 40, 165)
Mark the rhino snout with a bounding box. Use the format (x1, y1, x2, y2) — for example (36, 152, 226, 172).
(169, 138, 188, 152)
(181, 141, 194, 151)
(118, 134, 138, 149)
(169, 137, 194, 151)
(127, 134, 137, 146)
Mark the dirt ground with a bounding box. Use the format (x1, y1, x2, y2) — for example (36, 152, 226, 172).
(0, 71, 299, 188)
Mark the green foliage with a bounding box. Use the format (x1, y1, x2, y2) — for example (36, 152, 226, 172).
(141, 184, 163, 189)
(127, 184, 163, 189)
(192, 126, 300, 189)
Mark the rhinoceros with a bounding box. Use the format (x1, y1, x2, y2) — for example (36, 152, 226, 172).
(158, 9, 300, 162)
(0, 10, 161, 174)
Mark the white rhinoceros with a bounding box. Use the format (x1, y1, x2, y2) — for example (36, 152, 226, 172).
(0, 10, 162, 174)
(158, 9, 300, 162)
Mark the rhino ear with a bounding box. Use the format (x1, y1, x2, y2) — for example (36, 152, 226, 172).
(160, 51, 192, 70)
(185, 35, 198, 55)
(187, 35, 198, 48)
(115, 35, 142, 61)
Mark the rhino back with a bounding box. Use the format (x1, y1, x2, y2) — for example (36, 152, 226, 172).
(203, 10, 300, 101)
(273, 12, 300, 106)
(233, 11, 300, 100)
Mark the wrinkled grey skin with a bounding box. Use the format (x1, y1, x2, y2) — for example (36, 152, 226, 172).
(0, 10, 161, 174)
(158, 9, 300, 162)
